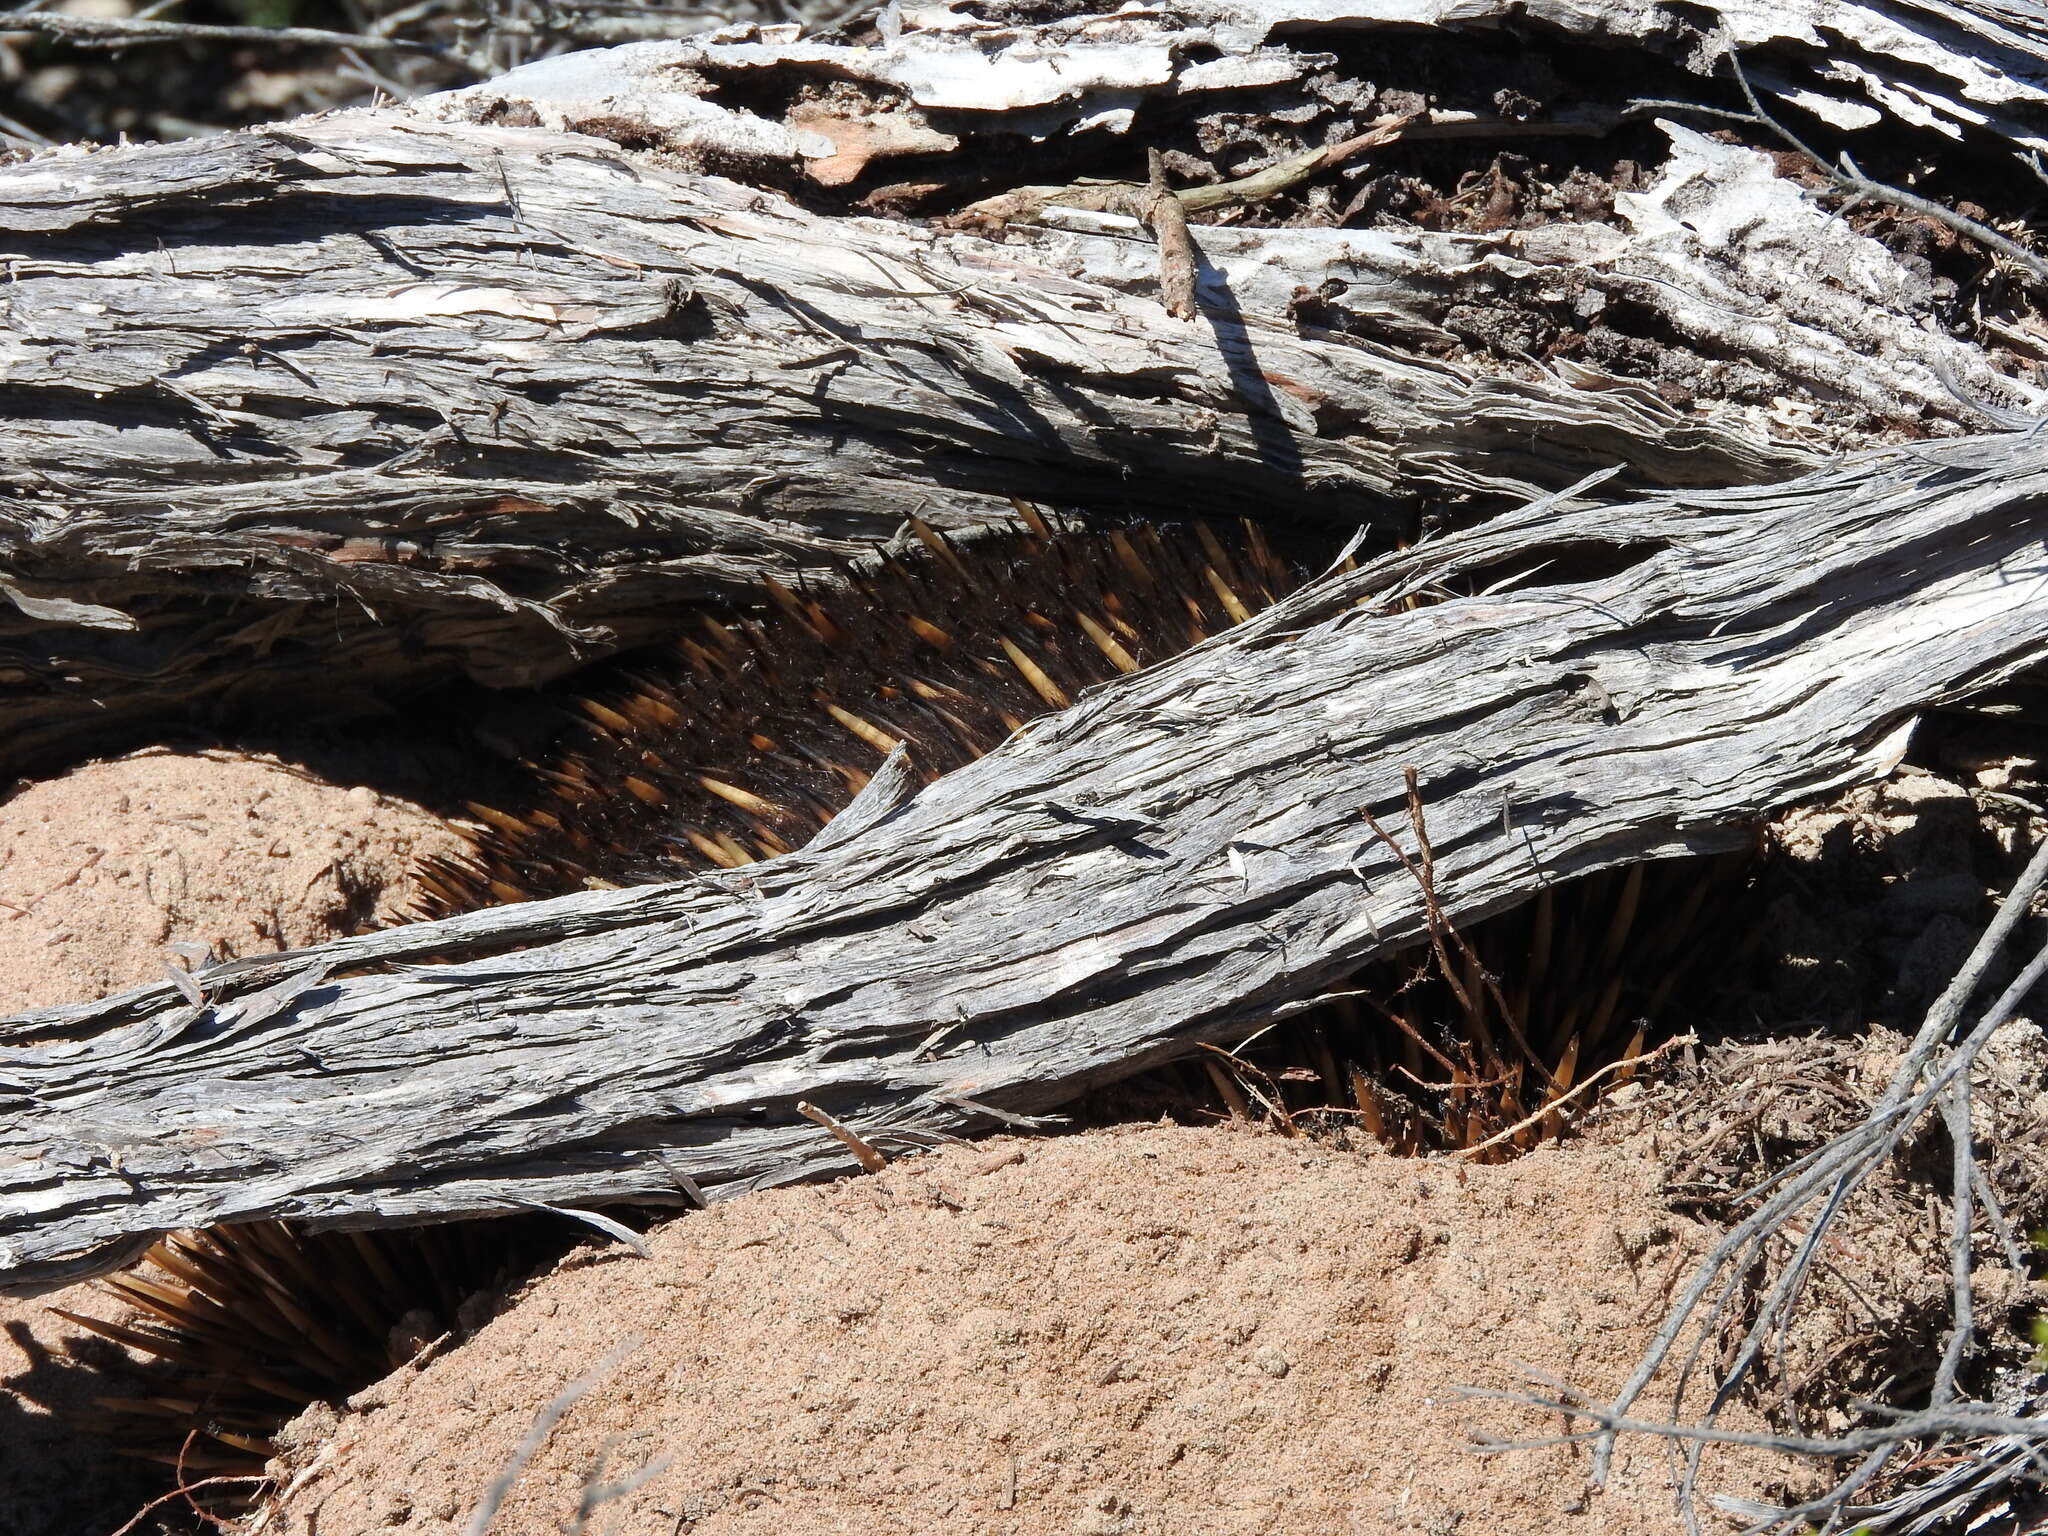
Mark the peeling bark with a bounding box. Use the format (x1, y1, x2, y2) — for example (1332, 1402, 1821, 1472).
(5, 430, 2047, 1292)
(0, 107, 1802, 774)
(5, 0, 2048, 1288)
(7, 1, 2045, 773)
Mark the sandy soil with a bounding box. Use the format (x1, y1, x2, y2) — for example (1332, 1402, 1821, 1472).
(0, 749, 465, 1536)
(258, 1124, 1801, 1536)
(0, 748, 465, 1015)
(0, 1285, 162, 1536)
(4, 748, 2036, 1536)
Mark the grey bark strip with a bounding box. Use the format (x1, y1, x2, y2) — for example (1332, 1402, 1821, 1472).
(5, 427, 2048, 1294)
(4, 0, 2041, 776)
(0, 104, 1801, 775)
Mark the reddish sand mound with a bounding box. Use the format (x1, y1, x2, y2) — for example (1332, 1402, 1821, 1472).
(0, 748, 464, 1536)
(260, 1124, 1799, 1536)
(0, 748, 464, 1014)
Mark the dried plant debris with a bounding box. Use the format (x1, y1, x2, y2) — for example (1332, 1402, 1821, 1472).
(1600, 1018, 2048, 1532)
(423, 9, 2047, 444)
(1487, 785, 2048, 1535)
(1638, 1028, 2046, 1416)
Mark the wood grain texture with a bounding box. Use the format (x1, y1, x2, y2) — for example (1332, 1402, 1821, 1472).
(8, 0, 2042, 774)
(5, 429, 2046, 1293)
(30, 0, 2045, 772)
(0, 108, 1812, 773)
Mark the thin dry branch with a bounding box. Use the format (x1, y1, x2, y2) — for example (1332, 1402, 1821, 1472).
(1141, 148, 1198, 322)
(0, 8, 455, 57)
(1720, 45, 2048, 288)
(1494, 835, 2048, 1534)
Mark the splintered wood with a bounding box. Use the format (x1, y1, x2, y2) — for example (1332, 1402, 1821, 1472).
(5, 431, 2048, 1291)
(16, 0, 2044, 773)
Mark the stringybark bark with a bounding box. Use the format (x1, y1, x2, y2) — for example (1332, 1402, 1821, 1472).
(4, 428, 2046, 1291)
(4, 0, 2043, 773)
(5, 0, 2048, 1290)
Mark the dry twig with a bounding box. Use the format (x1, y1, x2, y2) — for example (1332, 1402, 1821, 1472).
(960, 113, 1416, 227)
(796, 1100, 889, 1173)
(1480, 833, 2048, 1533)
(0, 8, 454, 58)
(1142, 148, 1198, 322)
(1696, 44, 2048, 289)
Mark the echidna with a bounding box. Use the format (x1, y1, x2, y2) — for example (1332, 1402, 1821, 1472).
(411, 508, 1308, 910)
(54, 1219, 553, 1479)
(63, 507, 1747, 1506)
(412, 506, 1745, 1156)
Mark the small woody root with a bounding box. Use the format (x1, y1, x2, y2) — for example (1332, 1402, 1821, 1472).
(957, 112, 1421, 228)
(1188, 767, 1741, 1162)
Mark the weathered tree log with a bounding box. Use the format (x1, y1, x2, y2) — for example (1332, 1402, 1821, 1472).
(5, 0, 2045, 775)
(5, 428, 2047, 1293)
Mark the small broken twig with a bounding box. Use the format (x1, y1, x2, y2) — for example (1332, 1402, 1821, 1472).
(1715, 44, 2048, 287)
(796, 1099, 888, 1172)
(959, 112, 1417, 228)
(1142, 148, 1198, 321)
(0, 8, 453, 58)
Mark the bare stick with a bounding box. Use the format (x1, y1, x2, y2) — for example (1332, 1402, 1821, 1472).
(1142, 149, 1198, 322)
(964, 113, 1416, 226)
(1468, 1389, 2048, 1458)
(0, 8, 452, 57)
(1719, 44, 2048, 287)
(1561, 830, 2048, 1528)
(796, 1100, 888, 1173)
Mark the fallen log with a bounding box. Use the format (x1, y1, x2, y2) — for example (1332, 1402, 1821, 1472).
(0, 99, 1792, 776)
(7, 0, 2045, 776)
(5, 427, 2046, 1293)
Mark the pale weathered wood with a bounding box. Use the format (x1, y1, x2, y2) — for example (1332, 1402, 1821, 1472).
(5, 428, 2047, 1293)
(8, 0, 2045, 774)
(0, 104, 1791, 774)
